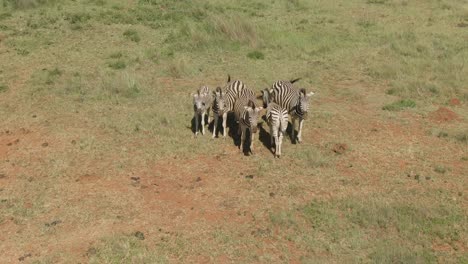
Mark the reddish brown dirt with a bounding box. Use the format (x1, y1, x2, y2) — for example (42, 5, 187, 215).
(1, 79, 467, 263)
(428, 107, 460, 122)
(449, 98, 461, 106)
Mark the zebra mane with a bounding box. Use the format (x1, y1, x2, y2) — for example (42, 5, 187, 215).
(247, 100, 256, 109)
(215, 86, 223, 96)
(290, 78, 301, 84)
(227, 74, 231, 83)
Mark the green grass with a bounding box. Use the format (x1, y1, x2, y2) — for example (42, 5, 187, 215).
(123, 29, 140, 43)
(89, 234, 167, 264)
(0, 84, 8, 92)
(382, 99, 416, 111)
(108, 60, 126, 70)
(247, 50, 264, 60)
(0, 0, 466, 263)
(270, 197, 466, 262)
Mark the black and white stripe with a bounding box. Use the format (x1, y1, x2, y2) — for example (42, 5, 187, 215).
(193, 86, 212, 136)
(233, 95, 263, 154)
(263, 90, 288, 157)
(212, 75, 255, 138)
(270, 79, 314, 143)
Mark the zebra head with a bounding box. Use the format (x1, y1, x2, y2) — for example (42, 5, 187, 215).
(244, 100, 263, 133)
(193, 92, 207, 114)
(261, 89, 271, 108)
(213, 87, 227, 113)
(295, 88, 315, 119)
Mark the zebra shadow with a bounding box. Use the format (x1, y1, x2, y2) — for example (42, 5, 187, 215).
(208, 113, 237, 143)
(258, 122, 275, 156)
(189, 114, 210, 136)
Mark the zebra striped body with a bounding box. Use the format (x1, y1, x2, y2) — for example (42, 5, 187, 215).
(270, 79, 314, 143)
(266, 102, 288, 158)
(193, 86, 212, 136)
(212, 76, 253, 138)
(233, 96, 263, 154)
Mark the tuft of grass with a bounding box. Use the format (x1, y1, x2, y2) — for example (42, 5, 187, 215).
(367, 0, 388, 4)
(123, 29, 140, 43)
(247, 50, 264, 60)
(108, 60, 126, 70)
(208, 14, 260, 47)
(454, 133, 467, 143)
(382, 99, 416, 111)
(4, 0, 59, 9)
(369, 240, 435, 263)
(167, 58, 188, 78)
(109, 51, 123, 59)
(45, 67, 62, 84)
(434, 165, 447, 174)
(0, 84, 8, 92)
(89, 234, 167, 263)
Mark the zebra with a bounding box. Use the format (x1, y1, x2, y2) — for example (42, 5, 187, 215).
(262, 89, 288, 158)
(270, 79, 315, 143)
(233, 96, 263, 154)
(192, 86, 212, 136)
(211, 75, 252, 138)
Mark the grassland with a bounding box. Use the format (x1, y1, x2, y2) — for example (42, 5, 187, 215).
(0, 0, 467, 263)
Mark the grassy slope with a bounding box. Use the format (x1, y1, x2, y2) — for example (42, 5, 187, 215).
(0, 0, 467, 263)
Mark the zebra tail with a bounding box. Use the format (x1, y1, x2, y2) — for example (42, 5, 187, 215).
(290, 78, 301, 84)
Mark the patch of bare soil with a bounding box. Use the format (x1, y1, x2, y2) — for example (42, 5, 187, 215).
(429, 107, 460, 123)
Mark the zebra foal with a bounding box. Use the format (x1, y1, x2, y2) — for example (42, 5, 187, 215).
(270, 79, 314, 143)
(233, 93, 263, 154)
(262, 90, 288, 158)
(192, 86, 212, 136)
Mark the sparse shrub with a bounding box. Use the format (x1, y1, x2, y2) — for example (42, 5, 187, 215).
(434, 165, 447, 174)
(45, 67, 62, 84)
(208, 15, 260, 47)
(15, 48, 29, 56)
(382, 99, 416, 111)
(454, 133, 467, 143)
(386, 88, 397, 95)
(108, 60, 126, 70)
(247, 50, 264, 60)
(0, 84, 8, 92)
(0, 12, 12, 20)
(167, 58, 187, 78)
(109, 51, 123, 59)
(437, 131, 448, 138)
(367, 0, 388, 4)
(123, 29, 140, 42)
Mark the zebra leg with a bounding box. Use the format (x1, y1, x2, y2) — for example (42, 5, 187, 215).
(212, 114, 218, 138)
(207, 107, 211, 124)
(291, 116, 296, 143)
(240, 125, 246, 152)
(269, 125, 274, 150)
(201, 111, 205, 135)
(194, 112, 200, 136)
(297, 118, 304, 143)
(222, 112, 228, 139)
(278, 130, 283, 158)
(250, 129, 254, 154)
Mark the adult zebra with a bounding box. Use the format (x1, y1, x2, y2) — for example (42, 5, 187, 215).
(212, 75, 253, 138)
(262, 89, 288, 158)
(269, 78, 314, 143)
(233, 94, 263, 154)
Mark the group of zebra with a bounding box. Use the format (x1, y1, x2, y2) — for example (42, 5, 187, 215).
(192, 75, 314, 158)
